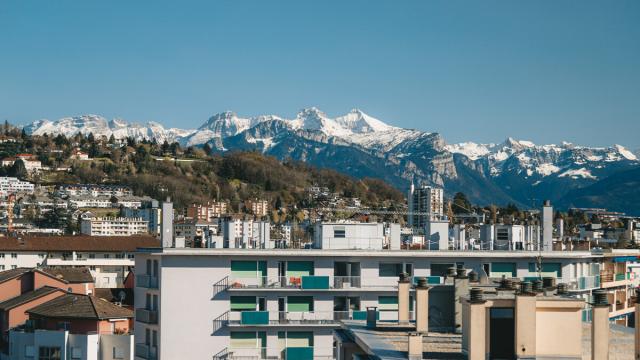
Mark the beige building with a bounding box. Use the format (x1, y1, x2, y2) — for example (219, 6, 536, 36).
(245, 199, 269, 217)
(186, 201, 228, 221)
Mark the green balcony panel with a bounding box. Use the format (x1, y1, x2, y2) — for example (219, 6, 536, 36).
(285, 347, 313, 360)
(352, 310, 379, 321)
(241, 311, 269, 325)
(615, 273, 626, 281)
(301, 276, 329, 289)
(426, 276, 442, 284)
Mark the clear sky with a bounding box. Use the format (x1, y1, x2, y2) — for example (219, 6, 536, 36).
(1, 1, 639, 148)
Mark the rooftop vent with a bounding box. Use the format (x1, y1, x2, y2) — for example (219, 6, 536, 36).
(592, 290, 609, 306)
(532, 279, 544, 293)
(542, 277, 556, 289)
(468, 271, 479, 283)
(556, 283, 568, 295)
(520, 281, 533, 295)
(470, 288, 484, 303)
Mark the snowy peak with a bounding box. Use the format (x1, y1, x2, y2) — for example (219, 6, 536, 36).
(334, 109, 395, 134)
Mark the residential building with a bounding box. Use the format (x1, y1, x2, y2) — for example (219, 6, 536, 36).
(0, 235, 159, 288)
(7, 293, 134, 360)
(407, 183, 444, 228)
(122, 201, 162, 235)
(1, 154, 42, 173)
(222, 218, 270, 249)
(186, 201, 228, 222)
(70, 149, 90, 160)
(173, 219, 219, 247)
(81, 217, 149, 236)
(58, 184, 133, 198)
(133, 244, 633, 360)
(245, 199, 269, 217)
(0, 177, 34, 196)
(69, 196, 113, 209)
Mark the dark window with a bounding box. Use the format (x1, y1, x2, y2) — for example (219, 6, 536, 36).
(333, 227, 346, 238)
(39, 347, 61, 360)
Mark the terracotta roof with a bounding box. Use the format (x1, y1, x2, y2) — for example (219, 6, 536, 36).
(0, 267, 31, 283)
(0, 235, 159, 252)
(94, 288, 134, 306)
(39, 267, 94, 283)
(0, 286, 64, 311)
(27, 293, 133, 320)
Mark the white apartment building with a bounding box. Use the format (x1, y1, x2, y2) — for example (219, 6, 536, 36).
(1, 155, 42, 173)
(134, 246, 624, 360)
(223, 218, 270, 249)
(69, 196, 113, 209)
(174, 219, 219, 245)
(0, 177, 34, 196)
(313, 222, 400, 250)
(408, 183, 444, 228)
(123, 205, 162, 235)
(58, 184, 133, 198)
(81, 217, 149, 236)
(0, 235, 158, 288)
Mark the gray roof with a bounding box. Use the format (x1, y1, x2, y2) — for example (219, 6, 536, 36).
(27, 293, 133, 320)
(0, 286, 63, 311)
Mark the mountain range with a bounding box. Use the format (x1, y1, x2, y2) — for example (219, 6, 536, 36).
(23, 108, 640, 214)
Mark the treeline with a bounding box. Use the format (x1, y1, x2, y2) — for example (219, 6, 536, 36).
(1, 127, 405, 220)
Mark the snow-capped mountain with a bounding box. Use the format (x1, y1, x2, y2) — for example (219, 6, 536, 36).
(23, 115, 194, 144)
(23, 109, 640, 212)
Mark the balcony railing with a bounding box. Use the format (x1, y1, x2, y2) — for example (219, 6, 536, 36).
(135, 343, 157, 360)
(136, 275, 159, 289)
(136, 308, 158, 324)
(226, 310, 413, 326)
(567, 276, 601, 291)
(224, 347, 334, 360)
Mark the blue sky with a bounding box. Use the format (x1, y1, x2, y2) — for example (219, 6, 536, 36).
(1, 1, 639, 148)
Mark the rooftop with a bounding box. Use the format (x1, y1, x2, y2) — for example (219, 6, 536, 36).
(138, 247, 638, 259)
(0, 267, 31, 283)
(0, 235, 159, 252)
(39, 267, 94, 283)
(27, 293, 133, 320)
(0, 286, 63, 311)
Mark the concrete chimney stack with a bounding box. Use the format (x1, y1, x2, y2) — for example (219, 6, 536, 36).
(398, 272, 411, 325)
(454, 266, 469, 334)
(591, 290, 610, 360)
(161, 197, 174, 248)
(415, 277, 430, 334)
(408, 333, 423, 360)
(542, 200, 553, 251)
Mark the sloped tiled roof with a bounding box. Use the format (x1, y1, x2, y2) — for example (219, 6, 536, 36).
(94, 288, 134, 306)
(0, 267, 31, 283)
(27, 293, 133, 320)
(0, 286, 63, 311)
(38, 267, 94, 283)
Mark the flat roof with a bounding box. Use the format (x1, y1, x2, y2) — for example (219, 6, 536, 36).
(138, 247, 623, 259)
(0, 235, 160, 252)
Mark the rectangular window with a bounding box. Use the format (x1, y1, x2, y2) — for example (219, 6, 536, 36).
(0, 253, 4, 258)
(378, 296, 398, 311)
(379, 263, 403, 277)
(38, 347, 61, 360)
(230, 296, 257, 311)
(491, 263, 517, 277)
(287, 296, 313, 312)
(333, 226, 346, 238)
(11, 253, 17, 258)
(112, 347, 125, 359)
(230, 332, 258, 348)
(286, 331, 314, 347)
(89, 254, 95, 259)
(430, 263, 454, 277)
(231, 261, 267, 278)
(286, 261, 314, 277)
(529, 262, 561, 277)
(496, 228, 509, 241)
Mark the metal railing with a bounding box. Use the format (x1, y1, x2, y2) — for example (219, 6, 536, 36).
(213, 311, 230, 332)
(227, 275, 418, 290)
(135, 343, 157, 360)
(226, 310, 414, 326)
(136, 308, 158, 324)
(136, 275, 159, 289)
(567, 276, 600, 291)
(224, 347, 334, 360)
(213, 276, 230, 295)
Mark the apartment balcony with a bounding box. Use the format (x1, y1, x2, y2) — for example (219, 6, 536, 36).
(225, 310, 410, 327)
(227, 275, 430, 291)
(136, 275, 159, 289)
(600, 271, 630, 288)
(567, 276, 601, 292)
(135, 343, 157, 360)
(222, 347, 333, 360)
(136, 308, 158, 324)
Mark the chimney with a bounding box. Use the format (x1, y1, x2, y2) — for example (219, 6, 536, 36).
(398, 272, 411, 325)
(591, 290, 610, 360)
(161, 197, 174, 248)
(408, 332, 423, 360)
(415, 277, 430, 334)
(454, 265, 469, 334)
(542, 200, 553, 251)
